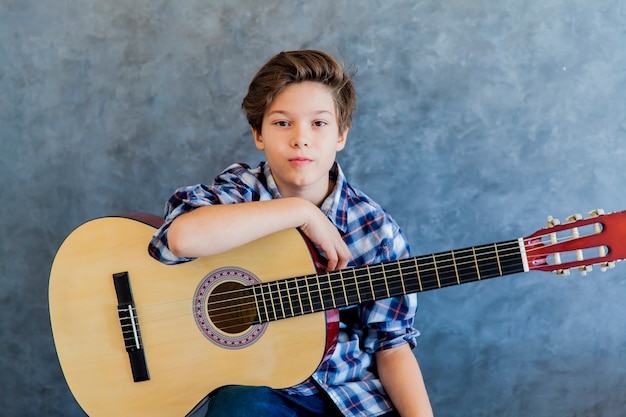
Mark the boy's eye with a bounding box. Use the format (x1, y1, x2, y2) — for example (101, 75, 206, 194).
(274, 121, 290, 127)
(313, 121, 327, 127)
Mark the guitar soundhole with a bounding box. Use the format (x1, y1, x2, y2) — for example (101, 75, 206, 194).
(193, 267, 267, 349)
(207, 281, 256, 334)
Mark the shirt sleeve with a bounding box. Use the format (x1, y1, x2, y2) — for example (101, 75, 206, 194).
(359, 230, 420, 353)
(362, 294, 419, 352)
(148, 163, 267, 265)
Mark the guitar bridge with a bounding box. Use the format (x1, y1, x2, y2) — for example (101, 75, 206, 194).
(113, 271, 150, 382)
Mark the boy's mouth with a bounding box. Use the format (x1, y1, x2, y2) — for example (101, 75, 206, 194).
(289, 157, 313, 167)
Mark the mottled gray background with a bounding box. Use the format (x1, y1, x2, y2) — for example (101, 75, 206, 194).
(2, 0, 626, 416)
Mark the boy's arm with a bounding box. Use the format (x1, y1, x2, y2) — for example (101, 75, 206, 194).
(376, 344, 434, 417)
(166, 196, 351, 271)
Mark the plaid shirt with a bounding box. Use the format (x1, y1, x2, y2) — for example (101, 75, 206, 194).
(149, 162, 419, 417)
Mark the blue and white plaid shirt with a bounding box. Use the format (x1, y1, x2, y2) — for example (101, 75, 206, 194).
(149, 162, 419, 417)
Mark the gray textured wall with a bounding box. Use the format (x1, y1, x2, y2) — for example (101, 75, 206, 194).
(2, 0, 626, 416)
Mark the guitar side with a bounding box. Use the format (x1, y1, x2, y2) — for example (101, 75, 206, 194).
(48, 217, 329, 417)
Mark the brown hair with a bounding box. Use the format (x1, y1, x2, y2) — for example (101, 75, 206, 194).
(242, 50, 356, 134)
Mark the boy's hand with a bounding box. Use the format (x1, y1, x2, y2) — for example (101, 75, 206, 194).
(298, 204, 352, 272)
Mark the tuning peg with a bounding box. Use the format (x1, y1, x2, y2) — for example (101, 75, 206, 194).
(578, 265, 593, 276)
(547, 216, 561, 227)
(566, 213, 583, 223)
(555, 268, 571, 276)
(601, 261, 616, 272)
(589, 209, 605, 217)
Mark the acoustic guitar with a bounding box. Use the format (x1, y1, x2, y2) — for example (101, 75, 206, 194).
(48, 209, 626, 416)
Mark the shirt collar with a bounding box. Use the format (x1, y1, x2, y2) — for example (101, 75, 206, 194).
(262, 161, 350, 233)
(320, 162, 350, 233)
(261, 162, 283, 199)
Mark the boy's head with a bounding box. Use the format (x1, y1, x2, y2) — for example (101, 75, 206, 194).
(242, 50, 356, 135)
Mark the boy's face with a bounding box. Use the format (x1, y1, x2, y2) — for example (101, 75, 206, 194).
(252, 81, 348, 205)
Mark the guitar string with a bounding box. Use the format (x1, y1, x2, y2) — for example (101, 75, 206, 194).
(123, 225, 603, 334)
(164, 224, 578, 319)
(201, 242, 524, 330)
(120, 243, 521, 337)
(186, 223, 597, 330)
(132, 221, 594, 320)
(127, 230, 588, 334)
(235, 219, 591, 310)
(129, 240, 520, 319)
(119, 246, 520, 339)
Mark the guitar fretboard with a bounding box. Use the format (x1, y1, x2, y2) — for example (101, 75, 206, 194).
(251, 239, 525, 324)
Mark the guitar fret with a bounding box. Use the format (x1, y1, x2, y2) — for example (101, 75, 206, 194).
(284, 281, 292, 317)
(366, 265, 375, 300)
(453, 247, 478, 285)
(317, 273, 334, 310)
(433, 252, 460, 288)
(280, 281, 289, 319)
(494, 243, 503, 276)
(432, 254, 442, 288)
(294, 277, 304, 316)
(472, 246, 481, 280)
(366, 264, 386, 300)
(354, 266, 373, 302)
(275, 281, 284, 319)
(398, 260, 407, 295)
(312, 275, 320, 309)
(327, 273, 337, 308)
(339, 270, 349, 307)
(269, 282, 279, 320)
(415, 255, 438, 291)
(251, 285, 263, 324)
(260, 283, 270, 322)
(264, 282, 272, 321)
(498, 241, 526, 276)
(307, 275, 323, 312)
(302, 277, 315, 313)
(269, 282, 278, 321)
(474, 244, 502, 279)
(396, 258, 419, 294)
(353, 269, 362, 304)
(414, 258, 423, 292)
(284, 280, 295, 317)
(382, 261, 403, 298)
(342, 268, 360, 306)
(315, 274, 325, 310)
(451, 250, 460, 285)
(381, 263, 391, 298)
(298, 275, 312, 315)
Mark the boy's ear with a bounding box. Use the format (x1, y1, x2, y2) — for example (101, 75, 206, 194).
(252, 128, 264, 150)
(336, 128, 349, 151)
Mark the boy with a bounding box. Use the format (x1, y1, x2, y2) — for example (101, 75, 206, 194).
(149, 50, 433, 417)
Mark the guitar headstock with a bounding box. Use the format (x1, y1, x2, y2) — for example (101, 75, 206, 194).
(523, 209, 626, 275)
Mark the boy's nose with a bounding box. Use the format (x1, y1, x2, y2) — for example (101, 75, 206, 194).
(291, 125, 311, 147)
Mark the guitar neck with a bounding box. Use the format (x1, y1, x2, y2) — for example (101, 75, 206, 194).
(252, 238, 526, 323)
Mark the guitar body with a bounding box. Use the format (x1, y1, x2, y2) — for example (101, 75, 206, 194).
(49, 216, 331, 417)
